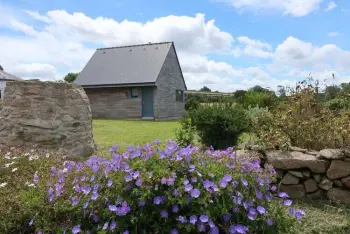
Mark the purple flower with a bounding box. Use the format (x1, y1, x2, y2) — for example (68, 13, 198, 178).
(198, 223, 207, 232)
(184, 179, 190, 185)
(91, 192, 99, 200)
(133, 170, 140, 179)
(37, 232, 42, 234)
(203, 180, 218, 193)
(172, 204, 180, 213)
(279, 192, 289, 198)
(266, 218, 274, 226)
(135, 178, 142, 187)
(219, 179, 228, 188)
(240, 178, 248, 187)
(255, 189, 263, 200)
(210, 226, 219, 234)
(223, 174, 232, 182)
(33, 171, 39, 185)
(138, 200, 146, 207)
(231, 224, 248, 234)
(107, 179, 113, 187)
(191, 177, 197, 183)
(161, 210, 168, 218)
(81, 186, 91, 195)
(154, 139, 161, 144)
(109, 205, 118, 212)
(247, 213, 255, 220)
(172, 189, 180, 197)
(167, 177, 175, 186)
(153, 196, 164, 205)
(189, 165, 196, 172)
(178, 216, 187, 223)
(170, 229, 179, 234)
(72, 225, 81, 234)
(123, 231, 129, 234)
(161, 177, 167, 184)
(232, 180, 238, 188)
(103, 222, 109, 230)
(284, 199, 293, 207)
(29, 219, 34, 226)
(222, 213, 231, 222)
(90, 175, 96, 182)
(72, 196, 80, 206)
(200, 215, 209, 223)
(110, 221, 117, 230)
(50, 166, 56, 177)
(190, 215, 198, 224)
(124, 174, 133, 182)
(83, 200, 89, 209)
(185, 184, 193, 192)
(191, 188, 200, 198)
(116, 201, 131, 216)
(109, 145, 118, 154)
(257, 206, 266, 215)
(294, 209, 306, 220)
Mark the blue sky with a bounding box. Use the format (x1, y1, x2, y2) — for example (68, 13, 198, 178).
(0, 0, 349, 91)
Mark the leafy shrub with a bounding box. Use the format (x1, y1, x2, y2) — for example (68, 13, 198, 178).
(24, 141, 304, 233)
(243, 90, 276, 109)
(175, 117, 196, 147)
(325, 97, 350, 110)
(254, 78, 350, 150)
(185, 97, 200, 111)
(189, 103, 251, 149)
(0, 146, 64, 233)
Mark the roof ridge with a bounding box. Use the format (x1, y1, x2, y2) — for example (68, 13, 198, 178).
(97, 41, 173, 50)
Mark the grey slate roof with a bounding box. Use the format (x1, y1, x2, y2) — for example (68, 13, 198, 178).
(0, 70, 22, 81)
(75, 42, 174, 87)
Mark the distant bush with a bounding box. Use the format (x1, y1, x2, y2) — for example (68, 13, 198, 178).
(185, 97, 200, 111)
(15, 142, 304, 234)
(254, 78, 350, 150)
(189, 103, 251, 149)
(243, 90, 277, 109)
(175, 116, 196, 147)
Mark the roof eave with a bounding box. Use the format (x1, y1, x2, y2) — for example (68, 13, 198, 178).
(81, 82, 157, 88)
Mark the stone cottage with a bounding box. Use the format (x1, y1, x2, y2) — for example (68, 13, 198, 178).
(75, 42, 187, 120)
(0, 65, 22, 99)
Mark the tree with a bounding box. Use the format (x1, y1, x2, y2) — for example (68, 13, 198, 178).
(324, 85, 341, 101)
(233, 90, 247, 104)
(63, 72, 80, 83)
(200, 86, 211, 92)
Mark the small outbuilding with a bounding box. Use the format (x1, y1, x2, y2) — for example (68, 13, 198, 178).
(75, 42, 187, 120)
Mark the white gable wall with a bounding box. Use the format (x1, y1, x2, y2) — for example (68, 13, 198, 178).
(0, 80, 6, 99)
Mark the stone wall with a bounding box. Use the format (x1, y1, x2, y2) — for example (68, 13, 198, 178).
(84, 87, 142, 119)
(240, 146, 350, 204)
(0, 80, 95, 159)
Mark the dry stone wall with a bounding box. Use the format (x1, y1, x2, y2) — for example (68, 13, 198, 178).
(237, 146, 350, 204)
(0, 80, 95, 159)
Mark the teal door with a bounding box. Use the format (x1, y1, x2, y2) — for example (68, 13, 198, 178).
(142, 87, 154, 118)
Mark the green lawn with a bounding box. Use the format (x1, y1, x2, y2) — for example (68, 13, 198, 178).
(92, 119, 350, 233)
(93, 119, 180, 155)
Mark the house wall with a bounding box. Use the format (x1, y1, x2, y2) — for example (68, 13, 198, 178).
(0, 80, 6, 99)
(154, 44, 186, 120)
(84, 87, 142, 119)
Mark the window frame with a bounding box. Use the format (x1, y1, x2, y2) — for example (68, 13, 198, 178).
(175, 89, 184, 102)
(131, 87, 139, 98)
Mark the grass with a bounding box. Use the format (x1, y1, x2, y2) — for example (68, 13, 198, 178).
(93, 119, 180, 155)
(92, 119, 350, 233)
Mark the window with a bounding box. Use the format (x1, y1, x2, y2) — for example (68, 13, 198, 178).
(176, 89, 184, 102)
(131, 88, 139, 98)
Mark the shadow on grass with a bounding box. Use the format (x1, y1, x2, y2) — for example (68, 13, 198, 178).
(295, 199, 350, 234)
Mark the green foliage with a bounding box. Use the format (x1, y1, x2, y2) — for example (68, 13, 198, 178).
(243, 90, 277, 109)
(174, 116, 196, 147)
(189, 103, 251, 149)
(253, 78, 350, 150)
(63, 72, 80, 83)
(185, 97, 200, 111)
(233, 90, 247, 104)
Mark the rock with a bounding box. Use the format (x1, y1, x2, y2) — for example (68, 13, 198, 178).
(319, 149, 345, 160)
(306, 151, 319, 156)
(340, 176, 350, 188)
(280, 184, 306, 199)
(304, 179, 318, 193)
(326, 160, 350, 180)
(0, 80, 96, 159)
(266, 151, 330, 173)
(344, 148, 350, 157)
(289, 170, 304, 178)
(235, 150, 262, 162)
(251, 145, 262, 151)
(276, 169, 285, 179)
(302, 170, 311, 178)
(333, 180, 343, 188)
(313, 174, 321, 182)
(289, 146, 307, 152)
(318, 178, 333, 190)
(344, 158, 350, 163)
(282, 173, 300, 185)
(327, 188, 350, 204)
(307, 189, 326, 200)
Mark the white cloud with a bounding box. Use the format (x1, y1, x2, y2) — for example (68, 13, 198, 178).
(216, 0, 323, 17)
(232, 36, 273, 58)
(328, 31, 342, 37)
(11, 63, 57, 80)
(325, 1, 337, 12)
